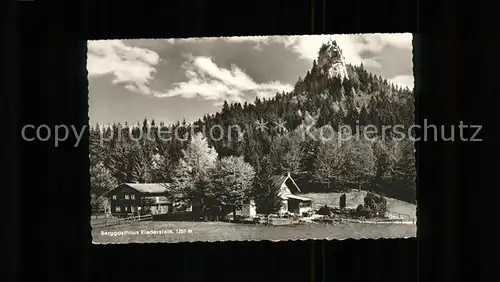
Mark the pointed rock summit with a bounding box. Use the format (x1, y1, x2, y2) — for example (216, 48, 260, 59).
(317, 39, 349, 81)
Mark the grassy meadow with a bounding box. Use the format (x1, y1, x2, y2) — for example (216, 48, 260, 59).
(304, 190, 417, 219)
(92, 220, 416, 244)
(91, 192, 417, 244)
(92, 191, 417, 244)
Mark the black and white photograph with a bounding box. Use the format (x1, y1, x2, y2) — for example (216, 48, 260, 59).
(88, 34, 416, 244)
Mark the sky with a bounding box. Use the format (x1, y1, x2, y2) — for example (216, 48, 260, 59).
(88, 33, 413, 126)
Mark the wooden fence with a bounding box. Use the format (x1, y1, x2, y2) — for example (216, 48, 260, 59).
(269, 218, 299, 225)
(313, 217, 415, 225)
(340, 218, 416, 224)
(386, 211, 414, 220)
(91, 214, 153, 228)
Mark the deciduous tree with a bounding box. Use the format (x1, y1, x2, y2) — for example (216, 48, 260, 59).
(171, 132, 219, 213)
(90, 162, 117, 210)
(212, 156, 255, 219)
(314, 134, 376, 190)
(341, 137, 377, 190)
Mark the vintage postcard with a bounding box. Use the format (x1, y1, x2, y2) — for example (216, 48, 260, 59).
(88, 34, 417, 244)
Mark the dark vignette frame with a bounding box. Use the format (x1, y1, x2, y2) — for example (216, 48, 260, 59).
(11, 0, 498, 281)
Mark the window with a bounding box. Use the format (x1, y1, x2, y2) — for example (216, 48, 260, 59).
(112, 195, 117, 200)
(115, 206, 121, 212)
(131, 194, 135, 200)
(131, 206, 136, 213)
(125, 194, 130, 200)
(124, 206, 128, 211)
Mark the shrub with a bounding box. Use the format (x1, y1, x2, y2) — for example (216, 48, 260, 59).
(302, 211, 313, 217)
(317, 205, 332, 216)
(354, 204, 368, 217)
(332, 207, 351, 217)
(363, 192, 388, 218)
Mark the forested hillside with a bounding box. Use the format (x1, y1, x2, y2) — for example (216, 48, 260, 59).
(90, 40, 416, 206)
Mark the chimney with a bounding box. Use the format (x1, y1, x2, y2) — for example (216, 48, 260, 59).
(287, 171, 291, 178)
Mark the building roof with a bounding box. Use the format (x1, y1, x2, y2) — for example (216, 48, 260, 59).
(271, 172, 302, 193)
(284, 194, 313, 202)
(125, 183, 171, 193)
(101, 183, 172, 197)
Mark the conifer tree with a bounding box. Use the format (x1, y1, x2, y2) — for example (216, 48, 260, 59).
(253, 157, 282, 215)
(129, 142, 152, 183)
